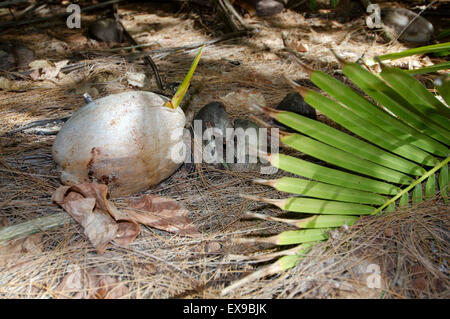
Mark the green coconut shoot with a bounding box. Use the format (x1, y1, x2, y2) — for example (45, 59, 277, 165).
(164, 45, 205, 109)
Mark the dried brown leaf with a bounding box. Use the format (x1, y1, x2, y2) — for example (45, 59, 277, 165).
(29, 59, 68, 80)
(55, 265, 129, 299)
(126, 195, 201, 238)
(0, 234, 43, 268)
(52, 184, 140, 254)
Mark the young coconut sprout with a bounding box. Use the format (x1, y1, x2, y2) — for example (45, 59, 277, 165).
(53, 46, 204, 197)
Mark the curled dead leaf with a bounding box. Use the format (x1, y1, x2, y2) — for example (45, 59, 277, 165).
(52, 184, 140, 254)
(125, 195, 201, 238)
(54, 265, 129, 299)
(52, 184, 200, 253)
(0, 234, 42, 268)
(29, 59, 68, 81)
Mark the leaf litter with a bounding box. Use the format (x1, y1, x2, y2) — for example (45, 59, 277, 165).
(52, 183, 200, 254)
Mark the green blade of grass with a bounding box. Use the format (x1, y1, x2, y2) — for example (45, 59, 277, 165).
(412, 183, 423, 204)
(439, 164, 449, 203)
(365, 42, 450, 65)
(277, 228, 330, 245)
(425, 174, 436, 199)
(292, 214, 359, 228)
(373, 157, 450, 214)
(399, 193, 409, 207)
(279, 197, 375, 215)
(405, 62, 450, 76)
(384, 202, 396, 213)
(245, 211, 359, 228)
(435, 76, 450, 106)
(276, 111, 428, 173)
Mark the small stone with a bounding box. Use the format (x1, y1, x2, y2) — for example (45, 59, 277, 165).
(205, 241, 221, 253)
(383, 228, 394, 237)
(192, 102, 233, 167)
(253, 0, 284, 17)
(88, 19, 124, 44)
(381, 8, 434, 43)
(0, 42, 36, 70)
(274, 92, 316, 131)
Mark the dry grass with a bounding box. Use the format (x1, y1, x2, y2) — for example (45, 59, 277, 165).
(0, 1, 448, 298)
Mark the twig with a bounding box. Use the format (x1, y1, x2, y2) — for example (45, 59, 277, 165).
(127, 30, 252, 60)
(0, 0, 28, 8)
(221, 0, 252, 30)
(0, 212, 74, 246)
(214, 0, 239, 32)
(287, 0, 308, 10)
(3, 116, 70, 136)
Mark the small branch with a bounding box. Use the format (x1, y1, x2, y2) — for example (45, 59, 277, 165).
(0, 0, 28, 8)
(0, 212, 74, 245)
(221, 0, 252, 30)
(3, 116, 70, 136)
(127, 30, 251, 60)
(214, 0, 239, 32)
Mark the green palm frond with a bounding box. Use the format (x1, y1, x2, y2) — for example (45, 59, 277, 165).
(222, 58, 450, 296)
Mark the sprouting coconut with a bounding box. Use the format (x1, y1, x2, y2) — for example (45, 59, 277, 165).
(52, 47, 204, 197)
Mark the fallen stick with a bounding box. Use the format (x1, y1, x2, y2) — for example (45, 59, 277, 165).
(2, 116, 70, 136)
(0, 212, 74, 245)
(127, 30, 252, 60)
(0, 0, 28, 8)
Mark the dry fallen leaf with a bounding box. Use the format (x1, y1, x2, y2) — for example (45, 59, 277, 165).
(52, 184, 140, 254)
(54, 265, 129, 299)
(289, 40, 308, 53)
(29, 59, 68, 80)
(125, 195, 201, 238)
(52, 183, 199, 253)
(126, 71, 146, 87)
(0, 234, 43, 268)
